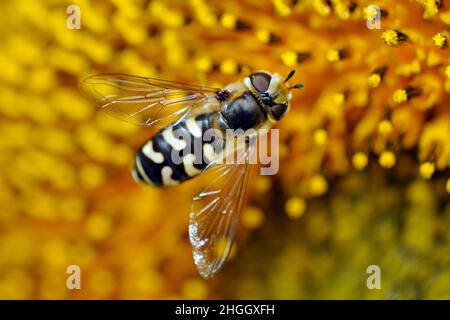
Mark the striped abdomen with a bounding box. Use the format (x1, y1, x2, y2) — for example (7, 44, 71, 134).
(132, 113, 225, 187)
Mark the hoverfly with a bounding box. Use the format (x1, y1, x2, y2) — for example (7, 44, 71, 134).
(81, 70, 303, 278)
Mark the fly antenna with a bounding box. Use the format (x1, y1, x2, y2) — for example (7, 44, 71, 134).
(289, 83, 304, 89)
(284, 70, 296, 83)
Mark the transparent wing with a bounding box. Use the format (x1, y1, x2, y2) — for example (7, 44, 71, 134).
(189, 138, 256, 279)
(81, 73, 221, 127)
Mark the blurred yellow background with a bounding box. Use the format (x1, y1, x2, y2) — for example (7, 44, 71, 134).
(0, 0, 449, 299)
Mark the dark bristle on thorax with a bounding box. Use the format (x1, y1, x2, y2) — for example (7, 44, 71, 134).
(215, 90, 231, 102)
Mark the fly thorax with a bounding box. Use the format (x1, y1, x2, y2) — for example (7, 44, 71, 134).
(221, 92, 266, 131)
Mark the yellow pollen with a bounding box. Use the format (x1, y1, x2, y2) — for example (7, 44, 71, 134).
(424, 0, 440, 17)
(314, 129, 328, 146)
(191, 0, 217, 27)
(332, 92, 346, 107)
(221, 13, 237, 29)
(368, 74, 381, 88)
(273, 0, 292, 17)
(334, 2, 350, 20)
(149, 2, 184, 27)
(378, 120, 393, 136)
(419, 162, 435, 179)
(441, 11, 450, 25)
(86, 214, 112, 241)
(445, 65, 450, 79)
(352, 152, 368, 170)
(281, 51, 298, 67)
(195, 56, 213, 72)
(393, 89, 408, 103)
(381, 29, 404, 46)
(313, 0, 331, 15)
(279, 144, 289, 158)
(181, 279, 208, 300)
(432, 32, 447, 48)
(220, 59, 238, 75)
(285, 197, 307, 219)
(427, 51, 442, 66)
(80, 163, 106, 189)
(327, 49, 341, 62)
(242, 207, 264, 229)
(256, 29, 271, 43)
(309, 174, 328, 196)
(256, 176, 271, 193)
(379, 151, 396, 168)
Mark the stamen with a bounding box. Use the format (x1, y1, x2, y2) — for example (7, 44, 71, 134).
(433, 32, 448, 49)
(393, 86, 422, 104)
(381, 29, 408, 46)
(327, 49, 348, 62)
(281, 51, 311, 67)
(368, 66, 387, 88)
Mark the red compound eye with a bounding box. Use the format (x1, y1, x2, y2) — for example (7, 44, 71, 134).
(250, 72, 271, 93)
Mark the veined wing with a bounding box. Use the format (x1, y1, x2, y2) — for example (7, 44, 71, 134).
(189, 138, 256, 279)
(81, 73, 221, 127)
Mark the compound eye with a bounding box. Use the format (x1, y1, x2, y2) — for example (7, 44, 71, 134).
(270, 104, 288, 120)
(250, 72, 271, 93)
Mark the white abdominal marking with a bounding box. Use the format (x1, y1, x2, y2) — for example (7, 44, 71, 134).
(162, 128, 186, 151)
(131, 167, 140, 183)
(135, 155, 153, 185)
(186, 118, 202, 138)
(183, 154, 202, 177)
(161, 166, 178, 186)
(142, 140, 164, 163)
